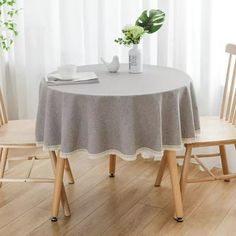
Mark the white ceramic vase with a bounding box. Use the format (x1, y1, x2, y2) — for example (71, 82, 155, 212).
(129, 44, 143, 74)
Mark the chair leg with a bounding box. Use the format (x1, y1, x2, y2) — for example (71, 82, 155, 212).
(64, 159, 74, 184)
(219, 145, 230, 182)
(166, 150, 184, 222)
(0, 148, 2, 161)
(180, 146, 192, 198)
(0, 148, 8, 188)
(50, 151, 68, 222)
(109, 154, 116, 177)
(155, 153, 167, 186)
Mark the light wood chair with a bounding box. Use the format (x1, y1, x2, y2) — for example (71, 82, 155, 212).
(155, 43, 236, 199)
(0, 89, 74, 220)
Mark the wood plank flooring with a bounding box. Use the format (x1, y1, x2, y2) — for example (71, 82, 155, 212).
(0, 149, 236, 235)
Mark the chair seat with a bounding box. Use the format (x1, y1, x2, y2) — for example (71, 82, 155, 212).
(0, 120, 36, 146)
(189, 116, 236, 146)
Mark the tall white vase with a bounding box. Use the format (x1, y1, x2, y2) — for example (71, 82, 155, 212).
(129, 44, 143, 74)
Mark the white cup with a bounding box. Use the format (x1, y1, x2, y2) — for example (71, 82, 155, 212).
(58, 64, 77, 79)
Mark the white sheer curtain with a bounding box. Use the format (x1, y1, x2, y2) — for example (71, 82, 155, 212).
(1, 0, 236, 166)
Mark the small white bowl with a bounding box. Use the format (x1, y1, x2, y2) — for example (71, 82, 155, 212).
(58, 64, 77, 79)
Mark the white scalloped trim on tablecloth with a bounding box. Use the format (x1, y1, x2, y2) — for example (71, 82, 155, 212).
(36, 133, 200, 161)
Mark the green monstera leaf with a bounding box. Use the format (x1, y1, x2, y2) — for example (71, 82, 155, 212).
(135, 9, 165, 34)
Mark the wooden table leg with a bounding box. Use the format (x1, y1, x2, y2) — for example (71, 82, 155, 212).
(109, 154, 116, 177)
(65, 159, 75, 184)
(56, 150, 74, 184)
(166, 150, 184, 222)
(180, 146, 192, 197)
(50, 151, 71, 218)
(50, 151, 66, 222)
(155, 153, 167, 186)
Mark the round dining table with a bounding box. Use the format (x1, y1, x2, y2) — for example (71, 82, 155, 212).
(36, 64, 200, 222)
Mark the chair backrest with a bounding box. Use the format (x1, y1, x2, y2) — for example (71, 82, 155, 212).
(0, 88, 8, 125)
(220, 44, 236, 124)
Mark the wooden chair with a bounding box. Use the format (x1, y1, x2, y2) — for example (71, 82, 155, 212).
(155, 43, 236, 199)
(0, 89, 74, 219)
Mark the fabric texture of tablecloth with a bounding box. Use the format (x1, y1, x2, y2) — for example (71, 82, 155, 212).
(36, 64, 200, 160)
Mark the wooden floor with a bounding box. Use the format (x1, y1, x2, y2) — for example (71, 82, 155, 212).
(0, 149, 236, 236)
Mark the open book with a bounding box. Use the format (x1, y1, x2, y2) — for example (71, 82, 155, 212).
(45, 72, 99, 86)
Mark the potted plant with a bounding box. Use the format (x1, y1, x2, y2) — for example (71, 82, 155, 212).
(115, 9, 165, 73)
(0, 0, 19, 51)
(0, 0, 19, 112)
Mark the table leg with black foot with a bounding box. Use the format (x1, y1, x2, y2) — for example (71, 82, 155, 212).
(50, 151, 71, 218)
(165, 150, 184, 222)
(109, 154, 116, 177)
(51, 152, 66, 222)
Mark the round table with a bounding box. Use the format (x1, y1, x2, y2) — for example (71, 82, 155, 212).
(36, 64, 200, 221)
(36, 64, 200, 159)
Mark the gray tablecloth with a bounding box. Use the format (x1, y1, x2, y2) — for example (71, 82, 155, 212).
(36, 64, 200, 160)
